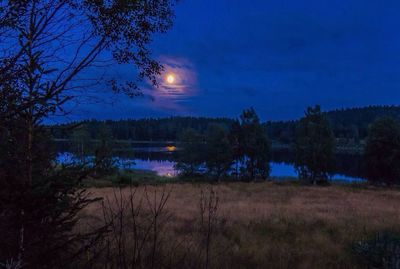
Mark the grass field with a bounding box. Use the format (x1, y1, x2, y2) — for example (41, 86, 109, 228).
(82, 181, 400, 268)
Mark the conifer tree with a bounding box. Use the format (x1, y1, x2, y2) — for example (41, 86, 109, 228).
(294, 105, 335, 184)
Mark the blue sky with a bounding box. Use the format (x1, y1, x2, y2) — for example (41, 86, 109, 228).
(68, 0, 400, 122)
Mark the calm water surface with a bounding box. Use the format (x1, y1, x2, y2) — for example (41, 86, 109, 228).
(57, 143, 365, 182)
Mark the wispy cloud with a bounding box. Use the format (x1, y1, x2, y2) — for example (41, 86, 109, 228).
(142, 56, 198, 112)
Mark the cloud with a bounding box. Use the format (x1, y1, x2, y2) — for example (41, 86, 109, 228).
(141, 56, 199, 112)
(60, 0, 400, 121)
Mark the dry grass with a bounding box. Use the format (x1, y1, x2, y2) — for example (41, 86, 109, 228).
(83, 182, 400, 269)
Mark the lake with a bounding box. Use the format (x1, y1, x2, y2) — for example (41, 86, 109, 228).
(57, 141, 366, 182)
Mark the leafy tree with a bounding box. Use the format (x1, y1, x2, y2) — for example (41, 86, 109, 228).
(237, 108, 271, 181)
(364, 117, 400, 185)
(70, 126, 91, 160)
(228, 119, 244, 179)
(204, 124, 233, 179)
(174, 109, 271, 181)
(0, 0, 176, 267)
(94, 123, 116, 176)
(175, 129, 205, 177)
(0, 126, 103, 268)
(294, 105, 335, 185)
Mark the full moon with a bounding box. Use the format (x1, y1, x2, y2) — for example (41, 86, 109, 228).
(166, 74, 175, 84)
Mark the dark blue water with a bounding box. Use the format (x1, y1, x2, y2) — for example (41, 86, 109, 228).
(57, 144, 365, 182)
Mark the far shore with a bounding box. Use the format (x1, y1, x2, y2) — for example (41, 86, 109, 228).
(54, 138, 365, 154)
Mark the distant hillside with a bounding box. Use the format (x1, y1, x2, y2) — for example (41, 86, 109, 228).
(326, 106, 400, 137)
(51, 105, 400, 143)
(266, 105, 400, 144)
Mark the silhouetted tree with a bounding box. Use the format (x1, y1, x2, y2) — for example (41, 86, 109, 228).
(50, 105, 400, 146)
(265, 105, 400, 144)
(51, 117, 235, 142)
(94, 123, 116, 176)
(70, 126, 91, 160)
(238, 108, 271, 181)
(0, 0, 176, 267)
(229, 120, 244, 179)
(175, 129, 205, 177)
(0, 126, 104, 268)
(294, 105, 335, 185)
(204, 124, 233, 179)
(364, 117, 400, 185)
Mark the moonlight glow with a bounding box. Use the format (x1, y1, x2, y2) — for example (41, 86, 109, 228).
(166, 74, 175, 84)
(151, 56, 197, 102)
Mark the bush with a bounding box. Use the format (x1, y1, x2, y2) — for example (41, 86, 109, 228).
(364, 117, 400, 185)
(352, 231, 400, 268)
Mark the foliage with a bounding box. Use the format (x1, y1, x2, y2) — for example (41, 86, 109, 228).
(69, 123, 117, 176)
(352, 231, 400, 269)
(326, 105, 400, 140)
(93, 124, 117, 177)
(236, 108, 271, 181)
(0, 0, 176, 267)
(51, 106, 400, 148)
(266, 105, 400, 144)
(293, 105, 335, 184)
(0, 127, 103, 268)
(175, 129, 206, 177)
(52, 117, 235, 142)
(70, 126, 92, 159)
(175, 109, 270, 181)
(228, 120, 244, 178)
(204, 124, 234, 179)
(364, 117, 400, 185)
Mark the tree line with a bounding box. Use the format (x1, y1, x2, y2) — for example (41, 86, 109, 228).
(175, 106, 400, 186)
(266, 105, 400, 145)
(51, 117, 235, 141)
(51, 105, 400, 146)
(64, 105, 400, 185)
(174, 108, 270, 181)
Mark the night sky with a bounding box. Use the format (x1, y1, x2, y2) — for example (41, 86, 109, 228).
(70, 0, 400, 122)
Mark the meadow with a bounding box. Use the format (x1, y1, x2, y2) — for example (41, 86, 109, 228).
(80, 181, 400, 269)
